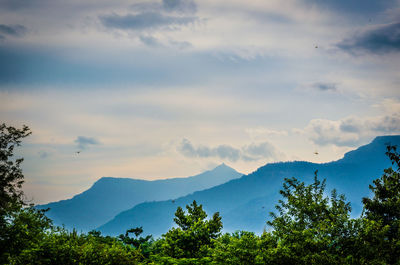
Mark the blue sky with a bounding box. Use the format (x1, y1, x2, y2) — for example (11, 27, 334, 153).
(0, 0, 399, 203)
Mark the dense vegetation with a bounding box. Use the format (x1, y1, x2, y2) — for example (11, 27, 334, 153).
(1, 124, 399, 264)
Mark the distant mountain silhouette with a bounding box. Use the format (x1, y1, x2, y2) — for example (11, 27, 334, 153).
(37, 164, 242, 232)
(98, 135, 400, 237)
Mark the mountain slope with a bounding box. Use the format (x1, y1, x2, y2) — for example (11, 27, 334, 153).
(98, 135, 400, 237)
(37, 164, 242, 232)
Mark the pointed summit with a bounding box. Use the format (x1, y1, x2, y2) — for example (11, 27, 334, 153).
(37, 165, 242, 232)
(213, 162, 233, 170)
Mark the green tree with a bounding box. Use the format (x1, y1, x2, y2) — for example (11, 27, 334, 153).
(0, 123, 31, 212)
(9, 228, 142, 265)
(0, 124, 52, 263)
(212, 231, 262, 265)
(153, 200, 222, 263)
(266, 171, 357, 264)
(359, 145, 400, 264)
(119, 227, 153, 260)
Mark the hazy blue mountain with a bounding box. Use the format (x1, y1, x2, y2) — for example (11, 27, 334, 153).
(37, 164, 242, 232)
(98, 135, 400, 237)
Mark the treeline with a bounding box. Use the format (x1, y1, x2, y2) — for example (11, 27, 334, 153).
(1, 124, 399, 264)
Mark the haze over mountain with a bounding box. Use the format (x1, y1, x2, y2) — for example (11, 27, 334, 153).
(37, 164, 242, 232)
(98, 135, 400, 237)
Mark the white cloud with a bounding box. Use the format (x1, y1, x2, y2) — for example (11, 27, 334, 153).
(303, 110, 400, 147)
(245, 127, 288, 140)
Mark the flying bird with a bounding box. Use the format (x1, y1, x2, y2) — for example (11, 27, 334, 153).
(314, 151, 319, 155)
(76, 151, 81, 154)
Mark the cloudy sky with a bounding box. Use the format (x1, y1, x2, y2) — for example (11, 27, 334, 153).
(1, 0, 399, 203)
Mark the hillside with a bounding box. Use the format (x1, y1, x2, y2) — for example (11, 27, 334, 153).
(98, 135, 400, 237)
(37, 164, 242, 231)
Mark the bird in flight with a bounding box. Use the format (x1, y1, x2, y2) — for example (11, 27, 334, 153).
(314, 151, 319, 155)
(76, 151, 81, 154)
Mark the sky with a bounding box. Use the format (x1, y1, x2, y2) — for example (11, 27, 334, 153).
(0, 0, 399, 204)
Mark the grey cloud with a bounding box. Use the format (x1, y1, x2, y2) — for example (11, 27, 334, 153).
(338, 22, 400, 55)
(178, 139, 277, 162)
(130, 2, 163, 12)
(100, 12, 195, 31)
(0, 0, 42, 10)
(0, 24, 26, 37)
(179, 138, 240, 161)
(306, 119, 361, 147)
(74, 136, 100, 150)
(369, 113, 400, 133)
(340, 117, 362, 133)
(214, 145, 241, 161)
(312, 82, 337, 91)
(162, 0, 197, 14)
(244, 142, 276, 159)
(304, 0, 397, 16)
(139, 35, 162, 47)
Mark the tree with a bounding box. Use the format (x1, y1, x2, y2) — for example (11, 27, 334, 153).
(9, 227, 142, 265)
(154, 200, 222, 262)
(0, 123, 31, 212)
(266, 171, 357, 264)
(212, 231, 262, 265)
(119, 227, 153, 260)
(0, 124, 37, 263)
(360, 145, 400, 264)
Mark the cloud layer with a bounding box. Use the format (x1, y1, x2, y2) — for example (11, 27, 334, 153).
(178, 139, 279, 162)
(304, 112, 400, 147)
(100, 12, 195, 31)
(1, 0, 399, 204)
(338, 22, 400, 55)
(162, 0, 197, 13)
(0, 24, 26, 40)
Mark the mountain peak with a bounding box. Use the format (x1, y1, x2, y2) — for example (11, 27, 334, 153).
(38, 164, 242, 232)
(211, 163, 241, 174)
(338, 135, 400, 164)
(214, 163, 229, 169)
(372, 135, 400, 145)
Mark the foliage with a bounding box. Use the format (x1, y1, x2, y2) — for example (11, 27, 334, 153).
(119, 227, 153, 260)
(212, 231, 262, 265)
(153, 200, 222, 262)
(266, 171, 358, 264)
(0, 206, 53, 263)
(0, 124, 37, 263)
(358, 145, 400, 264)
(8, 228, 143, 265)
(0, 123, 31, 210)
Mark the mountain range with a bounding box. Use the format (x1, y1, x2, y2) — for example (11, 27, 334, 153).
(37, 164, 242, 231)
(97, 135, 400, 237)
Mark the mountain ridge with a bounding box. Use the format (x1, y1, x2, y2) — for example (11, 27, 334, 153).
(37, 163, 242, 232)
(98, 135, 400, 237)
